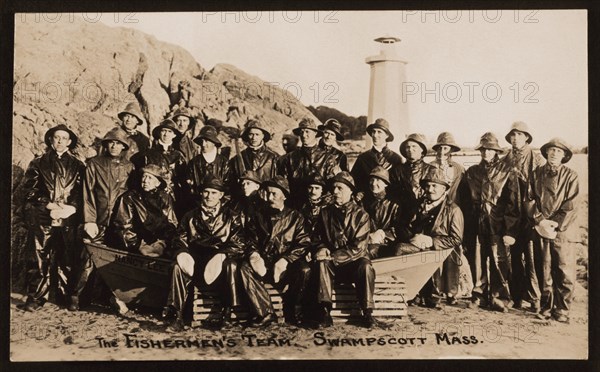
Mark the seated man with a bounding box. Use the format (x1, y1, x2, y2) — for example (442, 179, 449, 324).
(312, 172, 376, 328)
(240, 176, 311, 326)
(228, 170, 265, 227)
(362, 166, 401, 259)
(299, 174, 330, 236)
(399, 168, 464, 308)
(109, 165, 177, 258)
(164, 176, 245, 331)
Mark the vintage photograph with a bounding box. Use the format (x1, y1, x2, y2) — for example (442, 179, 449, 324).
(10, 10, 588, 360)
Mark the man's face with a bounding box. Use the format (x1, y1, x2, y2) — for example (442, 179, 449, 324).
(106, 140, 125, 157)
(199, 138, 216, 153)
(300, 128, 318, 147)
(509, 131, 528, 150)
(546, 146, 566, 167)
(405, 141, 423, 162)
(308, 184, 323, 201)
(282, 137, 298, 153)
(241, 179, 260, 197)
(202, 187, 224, 208)
(160, 128, 177, 144)
(424, 182, 447, 202)
(332, 182, 352, 206)
(322, 129, 337, 146)
(51, 130, 72, 153)
(369, 177, 387, 194)
(141, 173, 161, 192)
(175, 116, 191, 133)
(480, 148, 497, 163)
(266, 186, 286, 210)
(370, 128, 388, 147)
(436, 145, 452, 157)
(247, 128, 265, 147)
(121, 114, 139, 130)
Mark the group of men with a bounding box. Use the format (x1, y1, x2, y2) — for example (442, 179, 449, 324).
(20, 101, 580, 331)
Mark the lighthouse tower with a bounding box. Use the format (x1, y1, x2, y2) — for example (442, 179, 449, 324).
(365, 36, 409, 151)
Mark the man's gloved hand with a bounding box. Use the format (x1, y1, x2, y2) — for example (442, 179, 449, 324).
(249, 252, 267, 277)
(411, 233, 433, 249)
(273, 258, 288, 283)
(315, 248, 331, 261)
(176, 252, 195, 277)
(502, 235, 516, 247)
(204, 253, 226, 285)
(535, 219, 559, 240)
(369, 229, 386, 245)
(84, 222, 99, 239)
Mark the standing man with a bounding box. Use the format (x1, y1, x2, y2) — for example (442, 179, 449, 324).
(530, 138, 579, 322)
(362, 166, 401, 259)
(21, 124, 85, 311)
(402, 167, 464, 307)
(278, 118, 337, 209)
(502, 121, 545, 311)
(312, 172, 376, 328)
(164, 176, 246, 331)
(318, 119, 348, 173)
(117, 102, 150, 158)
(350, 118, 402, 196)
(240, 176, 311, 326)
(110, 164, 178, 258)
(228, 119, 278, 199)
(70, 128, 134, 311)
(429, 132, 466, 205)
(186, 126, 230, 211)
(82, 128, 134, 243)
(172, 107, 201, 163)
(464, 133, 513, 311)
(389, 133, 435, 227)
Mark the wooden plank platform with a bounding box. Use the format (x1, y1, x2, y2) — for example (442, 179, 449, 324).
(192, 275, 407, 327)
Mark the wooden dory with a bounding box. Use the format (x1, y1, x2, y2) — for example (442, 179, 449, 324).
(86, 242, 453, 308)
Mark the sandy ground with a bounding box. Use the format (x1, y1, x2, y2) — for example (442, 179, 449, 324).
(10, 286, 588, 361)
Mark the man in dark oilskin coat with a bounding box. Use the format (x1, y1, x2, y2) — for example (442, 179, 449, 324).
(278, 118, 338, 209)
(464, 132, 513, 312)
(240, 176, 311, 326)
(185, 125, 230, 213)
(350, 118, 402, 196)
(312, 172, 377, 328)
(389, 133, 435, 229)
(109, 164, 177, 258)
(228, 119, 279, 200)
(362, 166, 402, 260)
(163, 176, 245, 331)
(21, 124, 85, 312)
(117, 102, 150, 158)
(399, 167, 464, 308)
(318, 118, 348, 173)
(501, 121, 545, 312)
(172, 107, 201, 164)
(530, 138, 579, 323)
(69, 127, 134, 311)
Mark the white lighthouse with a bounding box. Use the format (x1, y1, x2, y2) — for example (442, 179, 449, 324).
(365, 36, 409, 151)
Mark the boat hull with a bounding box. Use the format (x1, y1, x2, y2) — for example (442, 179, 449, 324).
(372, 248, 453, 300)
(86, 242, 453, 309)
(85, 242, 172, 308)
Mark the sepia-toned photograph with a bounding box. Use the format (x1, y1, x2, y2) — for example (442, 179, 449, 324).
(10, 9, 588, 361)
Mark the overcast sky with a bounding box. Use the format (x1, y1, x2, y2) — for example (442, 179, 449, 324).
(100, 10, 587, 147)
